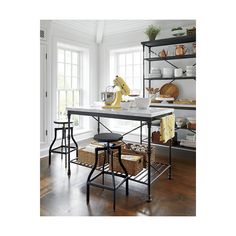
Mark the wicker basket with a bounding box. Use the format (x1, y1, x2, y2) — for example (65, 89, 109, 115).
(121, 143, 156, 168)
(187, 27, 196, 37)
(78, 144, 106, 167)
(111, 153, 143, 176)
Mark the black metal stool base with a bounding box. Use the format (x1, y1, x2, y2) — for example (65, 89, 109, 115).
(86, 144, 129, 211)
(49, 121, 78, 168)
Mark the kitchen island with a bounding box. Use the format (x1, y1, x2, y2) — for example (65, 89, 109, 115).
(66, 106, 174, 202)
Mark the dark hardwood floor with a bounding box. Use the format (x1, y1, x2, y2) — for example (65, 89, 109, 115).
(40, 145, 196, 216)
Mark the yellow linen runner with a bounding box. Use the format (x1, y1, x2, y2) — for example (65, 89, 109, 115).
(160, 114, 175, 143)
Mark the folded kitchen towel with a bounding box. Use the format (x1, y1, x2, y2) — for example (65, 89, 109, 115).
(160, 114, 175, 143)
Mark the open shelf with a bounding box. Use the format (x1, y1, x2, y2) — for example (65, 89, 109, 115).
(144, 54, 196, 61)
(141, 35, 196, 47)
(145, 76, 196, 80)
(70, 158, 170, 185)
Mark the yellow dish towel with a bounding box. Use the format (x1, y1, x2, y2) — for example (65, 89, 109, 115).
(160, 114, 175, 143)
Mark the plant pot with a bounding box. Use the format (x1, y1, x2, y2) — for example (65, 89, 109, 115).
(148, 33, 157, 41)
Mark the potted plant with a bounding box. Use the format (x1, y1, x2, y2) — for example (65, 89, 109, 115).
(145, 25, 160, 41)
(171, 27, 185, 37)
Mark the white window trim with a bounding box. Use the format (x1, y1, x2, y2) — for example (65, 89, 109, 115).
(52, 37, 90, 137)
(109, 46, 144, 134)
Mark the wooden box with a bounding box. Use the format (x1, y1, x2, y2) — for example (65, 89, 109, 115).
(78, 144, 106, 167)
(111, 153, 143, 176)
(187, 122, 196, 130)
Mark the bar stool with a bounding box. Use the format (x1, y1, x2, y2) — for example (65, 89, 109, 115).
(48, 121, 78, 168)
(87, 133, 129, 211)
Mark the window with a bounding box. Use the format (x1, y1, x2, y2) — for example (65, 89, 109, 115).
(57, 47, 81, 127)
(116, 49, 143, 95)
(110, 47, 143, 132)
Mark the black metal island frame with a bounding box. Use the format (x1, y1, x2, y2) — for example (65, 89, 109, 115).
(66, 106, 174, 202)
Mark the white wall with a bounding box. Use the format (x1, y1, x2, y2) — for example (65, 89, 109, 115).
(40, 20, 99, 157)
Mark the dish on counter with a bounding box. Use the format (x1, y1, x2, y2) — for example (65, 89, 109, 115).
(120, 101, 131, 110)
(173, 99, 196, 105)
(135, 97, 150, 109)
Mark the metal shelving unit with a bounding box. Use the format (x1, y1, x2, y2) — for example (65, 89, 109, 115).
(141, 35, 196, 151)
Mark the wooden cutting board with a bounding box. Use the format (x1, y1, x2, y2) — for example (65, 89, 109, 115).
(160, 83, 179, 99)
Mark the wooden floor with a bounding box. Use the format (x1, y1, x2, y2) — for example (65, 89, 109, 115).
(40, 146, 196, 216)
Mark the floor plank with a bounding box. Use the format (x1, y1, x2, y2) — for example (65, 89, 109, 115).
(40, 145, 196, 216)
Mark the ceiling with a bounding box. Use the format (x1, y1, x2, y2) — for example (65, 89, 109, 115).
(52, 20, 195, 43)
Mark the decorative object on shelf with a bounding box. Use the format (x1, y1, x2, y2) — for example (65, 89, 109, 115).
(158, 49, 168, 58)
(146, 87, 160, 101)
(154, 96, 174, 103)
(145, 25, 161, 41)
(186, 26, 196, 37)
(187, 117, 196, 130)
(160, 83, 179, 99)
(174, 68, 183, 77)
(148, 68, 162, 78)
(175, 44, 188, 56)
(162, 67, 174, 78)
(186, 65, 196, 76)
(173, 99, 196, 105)
(171, 27, 185, 37)
(175, 117, 186, 128)
(192, 42, 196, 54)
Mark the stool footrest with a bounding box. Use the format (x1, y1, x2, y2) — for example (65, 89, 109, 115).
(50, 145, 77, 154)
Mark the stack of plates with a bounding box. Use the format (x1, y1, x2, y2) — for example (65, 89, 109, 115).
(149, 68, 161, 78)
(186, 66, 196, 77)
(162, 67, 173, 78)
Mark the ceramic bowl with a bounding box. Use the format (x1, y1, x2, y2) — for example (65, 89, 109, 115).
(120, 101, 131, 110)
(135, 98, 150, 109)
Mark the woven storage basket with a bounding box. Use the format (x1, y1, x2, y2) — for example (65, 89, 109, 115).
(78, 144, 106, 167)
(111, 152, 143, 176)
(121, 143, 156, 168)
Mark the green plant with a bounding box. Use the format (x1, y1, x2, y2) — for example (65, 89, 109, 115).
(171, 27, 183, 31)
(145, 25, 160, 41)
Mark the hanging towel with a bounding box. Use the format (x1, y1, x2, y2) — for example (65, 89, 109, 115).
(160, 114, 175, 143)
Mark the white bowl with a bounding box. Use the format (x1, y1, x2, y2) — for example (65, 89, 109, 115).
(135, 98, 150, 109)
(120, 101, 131, 110)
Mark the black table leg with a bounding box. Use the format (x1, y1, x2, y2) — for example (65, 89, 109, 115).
(147, 121, 152, 202)
(168, 138, 172, 180)
(140, 121, 142, 144)
(67, 112, 71, 176)
(97, 116, 100, 134)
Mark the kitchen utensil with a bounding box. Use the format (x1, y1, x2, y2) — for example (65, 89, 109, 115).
(102, 76, 131, 109)
(160, 83, 179, 99)
(158, 49, 168, 58)
(120, 101, 131, 110)
(135, 97, 150, 109)
(175, 45, 188, 56)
